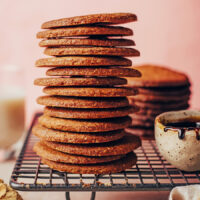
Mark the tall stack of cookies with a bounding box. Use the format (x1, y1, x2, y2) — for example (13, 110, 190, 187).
(33, 13, 142, 174)
(127, 65, 191, 138)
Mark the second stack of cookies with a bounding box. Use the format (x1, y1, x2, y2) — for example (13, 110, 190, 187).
(33, 13, 142, 174)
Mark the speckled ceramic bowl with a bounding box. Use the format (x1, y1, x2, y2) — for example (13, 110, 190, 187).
(155, 110, 200, 171)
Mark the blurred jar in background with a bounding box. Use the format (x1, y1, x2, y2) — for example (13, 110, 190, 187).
(0, 64, 25, 161)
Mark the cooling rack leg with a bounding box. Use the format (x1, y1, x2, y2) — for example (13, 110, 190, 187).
(65, 192, 70, 200)
(90, 192, 96, 200)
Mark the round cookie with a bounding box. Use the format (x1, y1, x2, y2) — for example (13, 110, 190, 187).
(41, 13, 137, 29)
(38, 115, 132, 132)
(127, 65, 190, 87)
(44, 47, 140, 57)
(137, 86, 190, 96)
(34, 77, 127, 86)
(37, 26, 133, 39)
(33, 124, 125, 143)
(43, 86, 138, 97)
(34, 142, 123, 164)
(46, 67, 141, 77)
(44, 106, 138, 119)
(130, 93, 190, 102)
(132, 99, 189, 110)
(125, 127, 154, 138)
(37, 96, 129, 108)
(35, 56, 132, 67)
(41, 152, 137, 174)
(43, 134, 141, 156)
(39, 38, 135, 47)
(131, 119, 154, 127)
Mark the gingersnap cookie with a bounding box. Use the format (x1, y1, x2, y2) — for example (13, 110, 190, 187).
(39, 38, 135, 47)
(35, 56, 131, 67)
(131, 119, 154, 127)
(130, 93, 190, 102)
(43, 86, 138, 97)
(34, 142, 123, 164)
(33, 124, 125, 143)
(132, 99, 189, 110)
(34, 77, 127, 86)
(37, 96, 129, 108)
(41, 13, 137, 29)
(42, 151, 136, 174)
(44, 47, 140, 57)
(125, 127, 154, 137)
(43, 133, 141, 156)
(37, 26, 133, 39)
(38, 115, 132, 132)
(127, 65, 190, 87)
(44, 106, 138, 119)
(46, 67, 141, 77)
(137, 86, 190, 96)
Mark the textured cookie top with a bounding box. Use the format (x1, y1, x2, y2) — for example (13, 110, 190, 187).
(41, 13, 137, 29)
(37, 26, 133, 39)
(35, 56, 132, 67)
(39, 38, 135, 47)
(127, 65, 190, 87)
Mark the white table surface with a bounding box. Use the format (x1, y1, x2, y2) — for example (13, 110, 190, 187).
(0, 159, 169, 200)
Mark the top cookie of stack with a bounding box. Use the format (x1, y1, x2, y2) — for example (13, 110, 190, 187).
(33, 13, 141, 174)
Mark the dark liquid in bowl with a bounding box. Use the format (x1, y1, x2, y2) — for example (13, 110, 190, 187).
(164, 122, 200, 140)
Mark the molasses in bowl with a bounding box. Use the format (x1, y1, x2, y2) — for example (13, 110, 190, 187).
(155, 110, 200, 172)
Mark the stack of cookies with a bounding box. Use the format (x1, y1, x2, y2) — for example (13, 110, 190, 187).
(33, 13, 142, 174)
(127, 65, 191, 137)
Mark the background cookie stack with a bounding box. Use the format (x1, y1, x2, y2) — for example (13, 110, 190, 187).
(33, 13, 142, 174)
(126, 65, 191, 138)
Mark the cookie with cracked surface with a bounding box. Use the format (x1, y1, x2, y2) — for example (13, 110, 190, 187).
(35, 56, 132, 67)
(38, 115, 132, 132)
(34, 142, 123, 164)
(37, 96, 129, 108)
(44, 106, 138, 119)
(41, 152, 137, 174)
(32, 124, 125, 143)
(46, 67, 141, 77)
(44, 47, 140, 57)
(43, 86, 138, 97)
(43, 133, 141, 156)
(41, 13, 137, 29)
(37, 26, 133, 39)
(39, 38, 135, 47)
(34, 77, 127, 87)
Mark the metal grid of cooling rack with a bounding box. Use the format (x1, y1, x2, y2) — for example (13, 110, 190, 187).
(10, 113, 200, 200)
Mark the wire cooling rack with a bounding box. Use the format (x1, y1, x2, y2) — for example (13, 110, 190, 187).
(10, 113, 200, 200)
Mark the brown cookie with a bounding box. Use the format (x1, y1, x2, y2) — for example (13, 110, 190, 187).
(137, 86, 190, 96)
(43, 86, 138, 97)
(34, 142, 123, 164)
(44, 106, 138, 119)
(43, 133, 141, 156)
(35, 56, 131, 67)
(129, 93, 190, 102)
(46, 67, 141, 77)
(37, 96, 129, 108)
(41, 152, 137, 174)
(127, 65, 190, 87)
(32, 124, 125, 144)
(39, 38, 135, 47)
(131, 99, 189, 110)
(41, 13, 137, 29)
(34, 77, 127, 86)
(44, 47, 140, 57)
(131, 119, 154, 127)
(38, 115, 132, 132)
(37, 26, 133, 39)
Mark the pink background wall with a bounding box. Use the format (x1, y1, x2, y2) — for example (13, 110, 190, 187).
(0, 0, 200, 125)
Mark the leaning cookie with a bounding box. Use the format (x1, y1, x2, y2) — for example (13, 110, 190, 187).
(41, 13, 137, 28)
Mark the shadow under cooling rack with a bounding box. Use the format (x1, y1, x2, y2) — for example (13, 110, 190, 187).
(10, 113, 200, 194)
